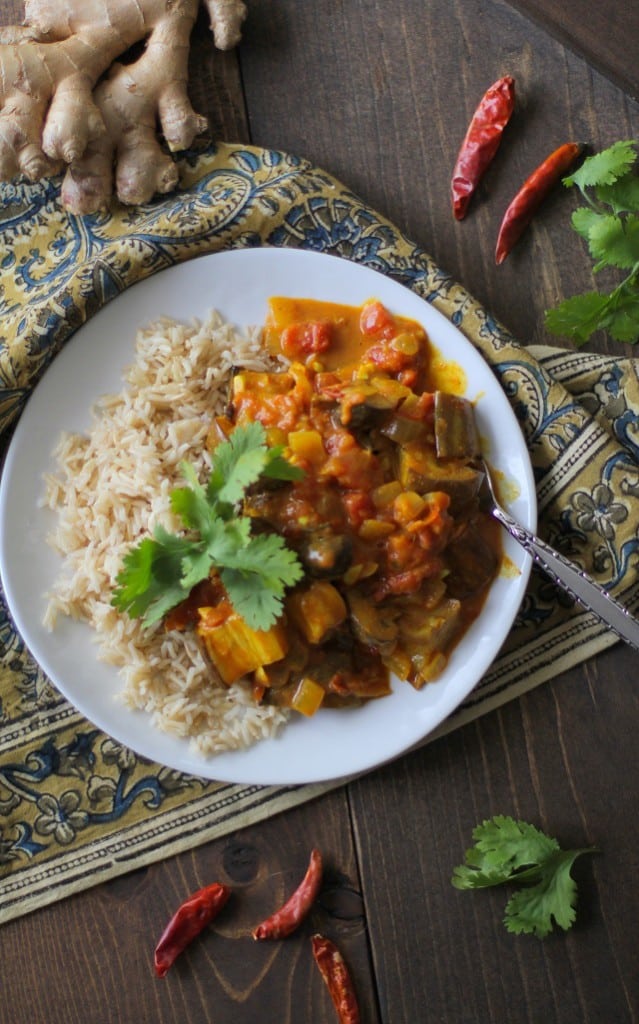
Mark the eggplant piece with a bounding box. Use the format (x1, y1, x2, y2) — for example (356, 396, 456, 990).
(434, 392, 480, 459)
(338, 381, 406, 429)
(326, 658, 392, 700)
(444, 525, 499, 599)
(381, 415, 429, 444)
(397, 444, 483, 510)
(253, 633, 309, 690)
(343, 402, 386, 433)
(399, 598, 462, 647)
(266, 644, 383, 708)
(347, 589, 398, 654)
(242, 490, 285, 522)
(297, 528, 353, 579)
(399, 598, 463, 688)
(397, 597, 463, 689)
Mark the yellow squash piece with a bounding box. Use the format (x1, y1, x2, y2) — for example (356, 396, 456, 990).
(287, 429, 326, 465)
(290, 677, 325, 716)
(286, 581, 347, 645)
(197, 607, 289, 685)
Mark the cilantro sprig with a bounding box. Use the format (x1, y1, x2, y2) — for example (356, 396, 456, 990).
(452, 815, 597, 938)
(111, 422, 304, 631)
(545, 140, 639, 345)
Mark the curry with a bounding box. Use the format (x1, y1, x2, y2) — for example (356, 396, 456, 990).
(169, 297, 502, 716)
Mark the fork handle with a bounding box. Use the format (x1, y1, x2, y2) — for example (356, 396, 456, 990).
(490, 503, 639, 652)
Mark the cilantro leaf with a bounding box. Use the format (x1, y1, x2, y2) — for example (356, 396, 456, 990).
(170, 466, 212, 531)
(452, 816, 559, 887)
(564, 139, 637, 191)
(178, 517, 251, 591)
(263, 446, 307, 481)
(546, 140, 639, 346)
(600, 284, 639, 342)
(596, 172, 639, 214)
(220, 533, 305, 629)
(227, 531, 305, 585)
(586, 213, 639, 271)
(206, 421, 304, 508)
(503, 850, 585, 938)
(111, 423, 304, 631)
(217, 442, 270, 507)
(545, 291, 613, 343)
(452, 815, 596, 938)
(570, 205, 602, 241)
(112, 528, 195, 627)
(222, 573, 286, 632)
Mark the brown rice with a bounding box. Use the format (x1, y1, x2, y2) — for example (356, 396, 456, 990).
(42, 311, 290, 755)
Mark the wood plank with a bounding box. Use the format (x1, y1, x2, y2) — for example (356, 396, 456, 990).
(0, 2, 638, 1022)
(0, 0, 21, 20)
(349, 642, 639, 1021)
(239, 0, 639, 358)
(0, 8, 374, 1023)
(0, 788, 381, 1024)
(189, 4, 250, 142)
(506, 0, 639, 102)
(238, 0, 639, 1018)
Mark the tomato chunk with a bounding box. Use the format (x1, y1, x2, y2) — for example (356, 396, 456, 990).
(280, 320, 333, 357)
(359, 300, 396, 337)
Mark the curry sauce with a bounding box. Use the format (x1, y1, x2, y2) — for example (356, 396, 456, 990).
(174, 297, 502, 716)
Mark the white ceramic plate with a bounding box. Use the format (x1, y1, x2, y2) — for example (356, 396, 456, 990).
(0, 248, 535, 785)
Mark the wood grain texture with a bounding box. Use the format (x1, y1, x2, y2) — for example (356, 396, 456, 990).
(0, 789, 381, 1024)
(0, 0, 20, 19)
(1, 2, 639, 1023)
(239, 0, 639, 357)
(189, 4, 250, 144)
(349, 640, 639, 1022)
(505, 0, 639, 102)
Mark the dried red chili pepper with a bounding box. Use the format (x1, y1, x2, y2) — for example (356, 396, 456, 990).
(495, 142, 583, 264)
(311, 934, 361, 1024)
(154, 882, 231, 977)
(252, 847, 323, 940)
(451, 75, 515, 220)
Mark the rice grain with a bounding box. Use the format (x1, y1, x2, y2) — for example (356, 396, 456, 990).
(44, 312, 290, 756)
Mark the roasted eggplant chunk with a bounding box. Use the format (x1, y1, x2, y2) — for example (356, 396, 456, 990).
(434, 391, 480, 459)
(397, 444, 483, 510)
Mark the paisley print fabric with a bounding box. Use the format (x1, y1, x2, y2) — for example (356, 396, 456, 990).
(1, 143, 638, 923)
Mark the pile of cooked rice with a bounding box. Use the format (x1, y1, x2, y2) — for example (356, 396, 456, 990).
(42, 311, 290, 755)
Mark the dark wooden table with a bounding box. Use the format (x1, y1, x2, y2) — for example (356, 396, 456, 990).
(2, 2, 638, 1022)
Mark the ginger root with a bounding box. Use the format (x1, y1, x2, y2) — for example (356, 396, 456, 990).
(0, 0, 247, 213)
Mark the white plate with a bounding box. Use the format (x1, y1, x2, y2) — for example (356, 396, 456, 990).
(0, 248, 535, 785)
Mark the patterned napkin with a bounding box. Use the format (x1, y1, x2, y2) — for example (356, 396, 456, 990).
(1, 143, 638, 925)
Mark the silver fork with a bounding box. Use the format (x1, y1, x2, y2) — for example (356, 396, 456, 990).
(480, 459, 639, 652)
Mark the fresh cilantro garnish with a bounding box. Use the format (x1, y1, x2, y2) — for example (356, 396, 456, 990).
(545, 140, 639, 345)
(452, 815, 597, 938)
(111, 422, 305, 631)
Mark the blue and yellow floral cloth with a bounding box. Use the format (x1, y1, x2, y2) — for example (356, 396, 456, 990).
(1, 143, 638, 923)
